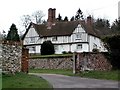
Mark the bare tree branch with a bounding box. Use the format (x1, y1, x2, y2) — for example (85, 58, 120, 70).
(21, 15, 32, 29)
(32, 10, 45, 24)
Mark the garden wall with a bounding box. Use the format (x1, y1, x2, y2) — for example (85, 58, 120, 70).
(76, 52, 112, 71)
(29, 56, 73, 69)
(2, 41, 22, 74)
(29, 53, 112, 71)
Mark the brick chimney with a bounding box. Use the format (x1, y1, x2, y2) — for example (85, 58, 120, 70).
(47, 8, 56, 29)
(87, 15, 93, 26)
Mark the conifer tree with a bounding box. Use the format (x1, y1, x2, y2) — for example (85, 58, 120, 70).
(6, 24, 20, 41)
(75, 8, 84, 20)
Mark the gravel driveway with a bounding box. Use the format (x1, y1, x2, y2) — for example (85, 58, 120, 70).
(30, 73, 119, 90)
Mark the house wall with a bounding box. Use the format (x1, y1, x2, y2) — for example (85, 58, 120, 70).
(71, 24, 88, 43)
(89, 35, 106, 52)
(24, 27, 39, 45)
(23, 24, 106, 54)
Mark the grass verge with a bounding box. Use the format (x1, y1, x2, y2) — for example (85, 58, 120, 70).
(2, 72, 53, 89)
(30, 69, 120, 81)
(29, 54, 72, 59)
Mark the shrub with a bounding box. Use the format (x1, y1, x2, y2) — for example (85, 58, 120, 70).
(62, 51, 67, 54)
(102, 34, 120, 69)
(68, 51, 72, 54)
(92, 48, 99, 53)
(41, 40, 55, 55)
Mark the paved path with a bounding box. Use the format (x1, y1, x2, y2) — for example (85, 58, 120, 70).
(30, 73, 119, 89)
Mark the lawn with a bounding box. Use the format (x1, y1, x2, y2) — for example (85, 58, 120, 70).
(30, 69, 120, 81)
(2, 72, 53, 89)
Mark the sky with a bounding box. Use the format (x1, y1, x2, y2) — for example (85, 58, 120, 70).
(0, 0, 119, 34)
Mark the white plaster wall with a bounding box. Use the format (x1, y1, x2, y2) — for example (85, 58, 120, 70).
(89, 35, 106, 52)
(71, 24, 88, 43)
(71, 43, 89, 52)
(36, 45, 41, 53)
(24, 27, 39, 45)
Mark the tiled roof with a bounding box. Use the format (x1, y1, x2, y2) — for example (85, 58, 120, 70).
(22, 21, 109, 40)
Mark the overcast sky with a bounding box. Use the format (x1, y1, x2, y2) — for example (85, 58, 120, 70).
(0, 0, 119, 34)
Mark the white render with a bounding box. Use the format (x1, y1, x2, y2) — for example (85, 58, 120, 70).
(23, 24, 106, 54)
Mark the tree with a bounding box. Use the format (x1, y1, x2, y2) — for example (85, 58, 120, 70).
(111, 18, 120, 32)
(32, 10, 45, 24)
(6, 24, 20, 41)
(75, 8, 84, 20)
(94, 18, 110, 29)
(70, 16, 75, 21)
(102, 35, 120, 69)
(64, 16, 69, 21)
(41, 40, 55, 55)
(21, 15, 32, 29)
(21, 10, 45, 30)
(57, 13, 62, 21)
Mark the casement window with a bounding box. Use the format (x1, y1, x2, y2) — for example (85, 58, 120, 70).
(54, 45, 58, 51)
(76, 33, 82, 40)
(77, 44, 82, 50)
(30, 37, 35, 43)
(29, 47, 36, 51)
(52, 36, 57, 41)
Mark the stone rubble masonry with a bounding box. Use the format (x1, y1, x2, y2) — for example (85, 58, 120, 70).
(1, 41, 22, 74)
(77, 52, 112, 71)
(29, 53, 112, 71)
(29, 56, 73, 69)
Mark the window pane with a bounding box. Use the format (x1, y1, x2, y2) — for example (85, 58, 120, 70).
(30, 37, 35, 43)
(76, 33, 82, 39)
(77, 44, 82, 49)
(52, 37, 57, 41)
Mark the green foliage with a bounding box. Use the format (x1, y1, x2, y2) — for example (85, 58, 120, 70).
(75, 8, 84, 20)
(95, 18, 110, 29)
(62, 51, 67, 54)
(70, 16, 75, 21)
(30, 54, 72, 59)
(30, 69, 120, 81)
(2, 72, 52, 88)
(111, 18, 120, 33)
(6, 24, 20, 41)
(41, 40, 55, 55)
(64, 16, 69, 21)
(102, 34, 120, 69)
(57, 13, 62, 21)
(92, 48, 99, 53)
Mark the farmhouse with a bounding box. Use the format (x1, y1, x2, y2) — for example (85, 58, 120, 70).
(22, 8, 107, 54)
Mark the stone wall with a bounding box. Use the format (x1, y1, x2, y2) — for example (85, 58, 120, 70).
(2, 41, 22, 74)
(29, 53, 112, 71)
(29, 56, 73, 69)
(77, 52, 112, 71)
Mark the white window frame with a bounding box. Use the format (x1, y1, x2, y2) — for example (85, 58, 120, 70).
(76, 33, 82, 40)
(29, 47, 36, 52)
(52, 36, 57, 41)
(77, 44, 82, 50)
(54, 45, 58, 51)
(30, 37, 35, 43)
